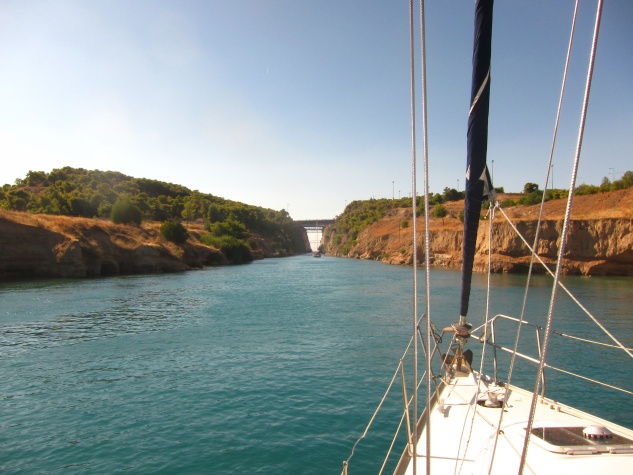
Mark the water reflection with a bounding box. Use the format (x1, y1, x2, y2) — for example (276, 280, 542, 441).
(0, 279, 207, 357)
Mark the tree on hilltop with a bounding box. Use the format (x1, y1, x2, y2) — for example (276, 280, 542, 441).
(523, 182, 539, 194)
(160, 220, 189, 244)
(433, 204, 448, 224)
(111, 196, 142, 225)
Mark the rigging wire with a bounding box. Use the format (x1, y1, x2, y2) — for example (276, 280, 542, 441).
(551, 331, 633, 352)
(407, 0, 420, 472)
(456, 201, 498, 475)
(417, 0, 433, 472)
(519, 1, 605, 472)
(340, 318, 447, 472)
(511, 0, 580, 382)
(496, 205, 633, 360)
(341, 335, 414, 473)
(472, 318, 633, 396)
(489, 1, 581, 472)
(544, 363, 633, 397)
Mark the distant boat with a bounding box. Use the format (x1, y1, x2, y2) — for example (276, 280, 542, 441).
(342, 1, 633, 474)
(313, 250, 321, 258)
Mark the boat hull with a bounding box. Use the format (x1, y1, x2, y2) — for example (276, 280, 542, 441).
(397, 373, 633, 474)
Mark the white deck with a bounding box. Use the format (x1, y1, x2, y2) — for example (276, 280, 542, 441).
(403, 373, 633, 475)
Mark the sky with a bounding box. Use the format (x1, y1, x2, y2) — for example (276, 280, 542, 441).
(1, 0, 631, 221)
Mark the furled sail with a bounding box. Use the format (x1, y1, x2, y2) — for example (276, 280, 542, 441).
(460, 0, 494, 321)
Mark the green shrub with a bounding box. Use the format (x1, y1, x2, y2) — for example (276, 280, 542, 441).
(545, 189, 568, 200)
(69, 197, 94, 217)
(97, 201, 113, 218)
(433, 203, 448, 223)
(199, 233, 218, 247)
(208, 218, 247, 238)
(517, 191, 542, 206)
(160, 220, 189, 244)
(575, 184, 599, 195)
(219, 236, 252, 263)
(110, 197, 142, 225)
(199, 234, 253, 264)
(523, 182, 539, 193)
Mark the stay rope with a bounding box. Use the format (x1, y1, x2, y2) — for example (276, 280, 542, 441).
(519, 1, 604, 472)
(341, 336, 414, 474)
(496, 205, 633, 360)
(455, 201, 497, 475)
(407, 0, 420, 472)
(488, 2, 581, 472)
(417, 0, 433, 472)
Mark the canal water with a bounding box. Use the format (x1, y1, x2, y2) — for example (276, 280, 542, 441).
(1, 256, 631, 473)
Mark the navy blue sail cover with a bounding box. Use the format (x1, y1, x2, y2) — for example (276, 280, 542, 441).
(460, 0, 494, 319)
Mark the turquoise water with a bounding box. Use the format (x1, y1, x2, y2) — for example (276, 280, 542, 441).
(1, 256, 631, 473)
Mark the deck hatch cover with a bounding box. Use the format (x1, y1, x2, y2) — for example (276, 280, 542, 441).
(530, 427, 633, 447)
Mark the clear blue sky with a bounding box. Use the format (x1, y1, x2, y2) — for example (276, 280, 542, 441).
(1, 0, 631, 220)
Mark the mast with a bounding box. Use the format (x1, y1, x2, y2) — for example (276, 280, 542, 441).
(460, 0, 494, 326)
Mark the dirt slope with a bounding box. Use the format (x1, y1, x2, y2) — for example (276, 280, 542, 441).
(325, 189, 633, 276)
(0, 211, 224, 279)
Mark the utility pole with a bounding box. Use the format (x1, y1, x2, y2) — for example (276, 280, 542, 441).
(392, 181, 394, 200)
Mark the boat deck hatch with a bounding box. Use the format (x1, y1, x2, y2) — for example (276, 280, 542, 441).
(530, 427, 633, 447)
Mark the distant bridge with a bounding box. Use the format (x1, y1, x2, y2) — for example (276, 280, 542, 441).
(294, 219, 335, 232)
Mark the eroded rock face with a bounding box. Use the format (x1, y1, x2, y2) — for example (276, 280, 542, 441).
(324, 217, 633, 276)
(0, 209, 312, 279)
(0, 217, 85, 278)
(0, 216, 210, 279)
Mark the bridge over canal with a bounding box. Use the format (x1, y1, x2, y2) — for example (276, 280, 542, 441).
(294, 219, 335, 231)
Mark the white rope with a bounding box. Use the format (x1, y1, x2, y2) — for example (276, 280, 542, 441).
(508, 0, 580, 401)
(473, 327, 633, 396)
(546, 364, 633, 397)
(496, 205, 633, 361)
(341, 335, 414, 473)
(520, 1, 604, 472)
(456, 201, 497, 475)
(453, 392, 478, 475)
(490, 3, 582, 472)
(418, 0, 433, 472)
(552, 330, 633, 352)
(407, 0, 421, 473)
(379, 410, 408, 475)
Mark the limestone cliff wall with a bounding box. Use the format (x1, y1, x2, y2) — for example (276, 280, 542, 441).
(0, 210, 312, 279)
(0, 216, 219, 279)
(324, 217, 633, 276)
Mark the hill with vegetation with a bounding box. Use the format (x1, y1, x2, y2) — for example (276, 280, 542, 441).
(323, 173, 633, 276)
(0, 167, 310, 279)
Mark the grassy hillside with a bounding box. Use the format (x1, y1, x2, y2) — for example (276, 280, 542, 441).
(325, 177, 633, 257)
(0, 167, 307, 258)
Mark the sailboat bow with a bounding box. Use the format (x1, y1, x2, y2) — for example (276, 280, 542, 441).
(342, 1, 633, 474)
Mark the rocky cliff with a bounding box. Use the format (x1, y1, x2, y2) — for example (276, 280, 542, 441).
(323, 189, 633, 276)
(0, 211, 311, 279)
